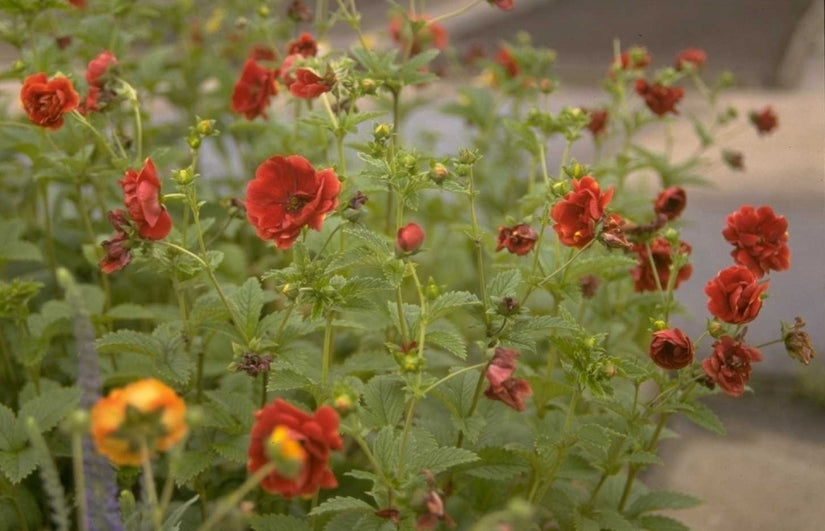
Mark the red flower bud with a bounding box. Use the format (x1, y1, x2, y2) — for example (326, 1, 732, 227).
(396, 223, 425, 253)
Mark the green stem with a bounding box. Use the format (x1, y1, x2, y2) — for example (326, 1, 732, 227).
(529, 390, 579, 503)
(422, 362, 488, 395)
(321, 312, 334, 387)
(755, 338, 785, 349)
(39, 181, 59, 289)
(467, 166, 489, 329)
(430, 0, 482, 23)
(71, 432, 89, 531)
(70, 111, 120, 161)
(140, 441, 163, 531)
(197, 462, 278, 531)
(75, 181, 112, 314)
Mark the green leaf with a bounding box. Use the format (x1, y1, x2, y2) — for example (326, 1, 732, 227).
(213, 434, 249, 463)
(308, 496, 373, 516)
(638, 514, 690, 531)
(465, 447, 529, 480)
(371, 427, 399, 473)
(426, 328, 467, 359)
(0, 446, 38, 483)
(0, 219, 43, 263)
(228, 277, 264, 339)
(161, 494, 199, 531)
(171, 449, 214, 487)
(488, 269, 523, 299)
(678, 401, 725, 435)
(595, 509, 636, 531)
(628, 491, 702, 516)
(250, 514, 312, 531)
(0, 403, 23, 450)
(105, 304, 157, 321)
(407, 446, 478, 475)
(362, 376, 405, 428)
(428, 291, 480, 321)
(96, 330, 163, 358)
(18, 387, 80, 433)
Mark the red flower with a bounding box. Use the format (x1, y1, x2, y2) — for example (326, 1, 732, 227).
(488, 0, 515, 10)
(245, 155, 341, 249)
(86, 50, 119, 86)
(99, 210, 132, 274)
(495, 224, 537, 255)
(67, 0, 85, 7)
(615, 47, 652, 70)
(231, 50, 278, 120)
(484, 347, 532, 411)
(396, 223, 425, 253)
(705, 266, 768, 324)
(749, 106, 778, 135)
(675, 47, 707, 70)
(495, 48, 519, 78)
(247, 399, 342, 499)
(649, 328, 694, 370)
(19, 73, 79, 130)
(701, 336, 762, 397)
(279, 53, 301, 86)
(287, 33, 318, 57)
(722, 205, 790, 277)
(586, 108, 609, 137)
(289, 68, 334, 99)
(388, 13, 448, 56)
(550, 176, 614, 248)
(654, 186, 687, 221)
(119, 158, 172, 240)
(631, 237, 693, 292)
(635, 79, 684, 116)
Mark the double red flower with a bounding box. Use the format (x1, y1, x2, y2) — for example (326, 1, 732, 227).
(245, 154, 341, 249)
(654, 186, 687, 221)
(119, 158, 173, 240)
(247, 399, 342, 498)
(289, 68, 334, 99)
(749, 106, 778, 135)
(649, 328, 694, 370)
(674, 47, 707, 71)
(630, 237, 693, 293)
(231, 47, 279, 120)
(83, 50, 119, 113)
(722, 205, 790, 277)
(586, 108, 609, 137)
(704, 266, 768, 324)
(495, 224, 537, 255)
(701, 336, 762, 397)
(550, 176, 614, 249)
(19, 73, 79, 130)
(483, 347, 532, 411)
(635, 79, 684, 116)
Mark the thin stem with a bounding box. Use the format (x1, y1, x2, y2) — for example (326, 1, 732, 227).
(421, 363, 487, 395)
(467, 166, 489, 328)
(755, 338, 785, 349)
(75, 181, 112, 313)
(321, 312, 334, 387)
(71, 432, 89, 531)
(197, 462, 277, 531)
(430, 0, 482, 23)
(140, 442, 162, 531)
(70, 111, 120, 161)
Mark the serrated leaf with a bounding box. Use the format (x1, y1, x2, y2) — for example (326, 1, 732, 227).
(624, 451, 663, 466)
(371, 427, 399, 473)
(362, 376, 405, 428)
(213, 434, 249, 463)
(488, 269, 523, 299)
(96, 330, 163, 358)
(323, 511, 364, 531)
(309, 496, 373, 516)
(0, 219, 43, 263)
(628, 491, 701, 516)
(0, 447, 38, 483)
(0, 403, 23, 450)
(250, 514, 312, 531)
(465, 447, 529, 480)
(638, 514, 690, 531)
(407, 446, 478, 475)
(595, 509, 636, 531)
(171, 449, 213, 487)
(426, 328, 466, 359)
(228, 277, 263, 339)
(428, 291, 480, 321)
(18, 387, 80, 433)
(267, 368, 312, 391)
(679, 402, 725, 435)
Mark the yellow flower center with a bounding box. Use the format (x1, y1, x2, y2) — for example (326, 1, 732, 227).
(265, 425, 307, 479)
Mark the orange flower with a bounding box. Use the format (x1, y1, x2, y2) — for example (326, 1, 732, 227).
(90, 378, 188, 466)
(19, 73, 79, 130)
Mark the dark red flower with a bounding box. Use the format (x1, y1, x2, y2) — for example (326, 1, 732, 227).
(231, 50, 278, 120)
(749, 106, 778, 135)
(649, 328, 694, 370)
(705, 266, 768, 324)
(782, 317, 817, 366)
(635, 79, 684, 116)
(631, 237, 693, 292)
(287, 0, 312, 22)
(598, 213, 631, 250)
(289, 68, 334, 99)
(586, 108, 609, 137)
(495, 48, 519, 78)
(119, 158, 172, 240)
(99, 210, 133, 274)
(654, 186, 687, 221)
(86, 50, 119, 86)
(701, 336, 762, 397)
(396, 223, 425, 253)
(55, 36, 72, 50)
(245, 155, 341, 249)
(722, 149, 744, 170)
(675, 47, 707, 70)
(287, 33, 318, 57)
(550, 176, 614, 248)
(19, 73, 79, 130)
(722, 205, 790, 277)
(484, 347, 532, 411)
(388, 13, 448, 56)
(495, 224, 537, 255)
(67, 0, 85, 7)
(247, 399, 342, 498)
(488, 0, 514, 10)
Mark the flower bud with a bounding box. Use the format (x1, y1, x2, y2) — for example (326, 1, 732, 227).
(653, 319, 667, 331)
(374, 123, 392, 140)
(257, 5, 270, 17)
(173, 168, 195, 185)
(429, 162, 449, 183)
(396, 223, 425, 254)
(458, 148, 479, 165)
(425, 277, 441, 299)
(360, 78, 377, 94)
(196, 119, 217, 136)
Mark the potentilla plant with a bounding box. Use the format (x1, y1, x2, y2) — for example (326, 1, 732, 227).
(0, 1, 816, 530)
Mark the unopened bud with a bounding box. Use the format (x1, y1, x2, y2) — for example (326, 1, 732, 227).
(653, 319, 667, 331)
(360, 78, 377, 94)
(173, 168, 195, 185)
(429, 162, 449, 183)
(374, 123, 391, 140)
